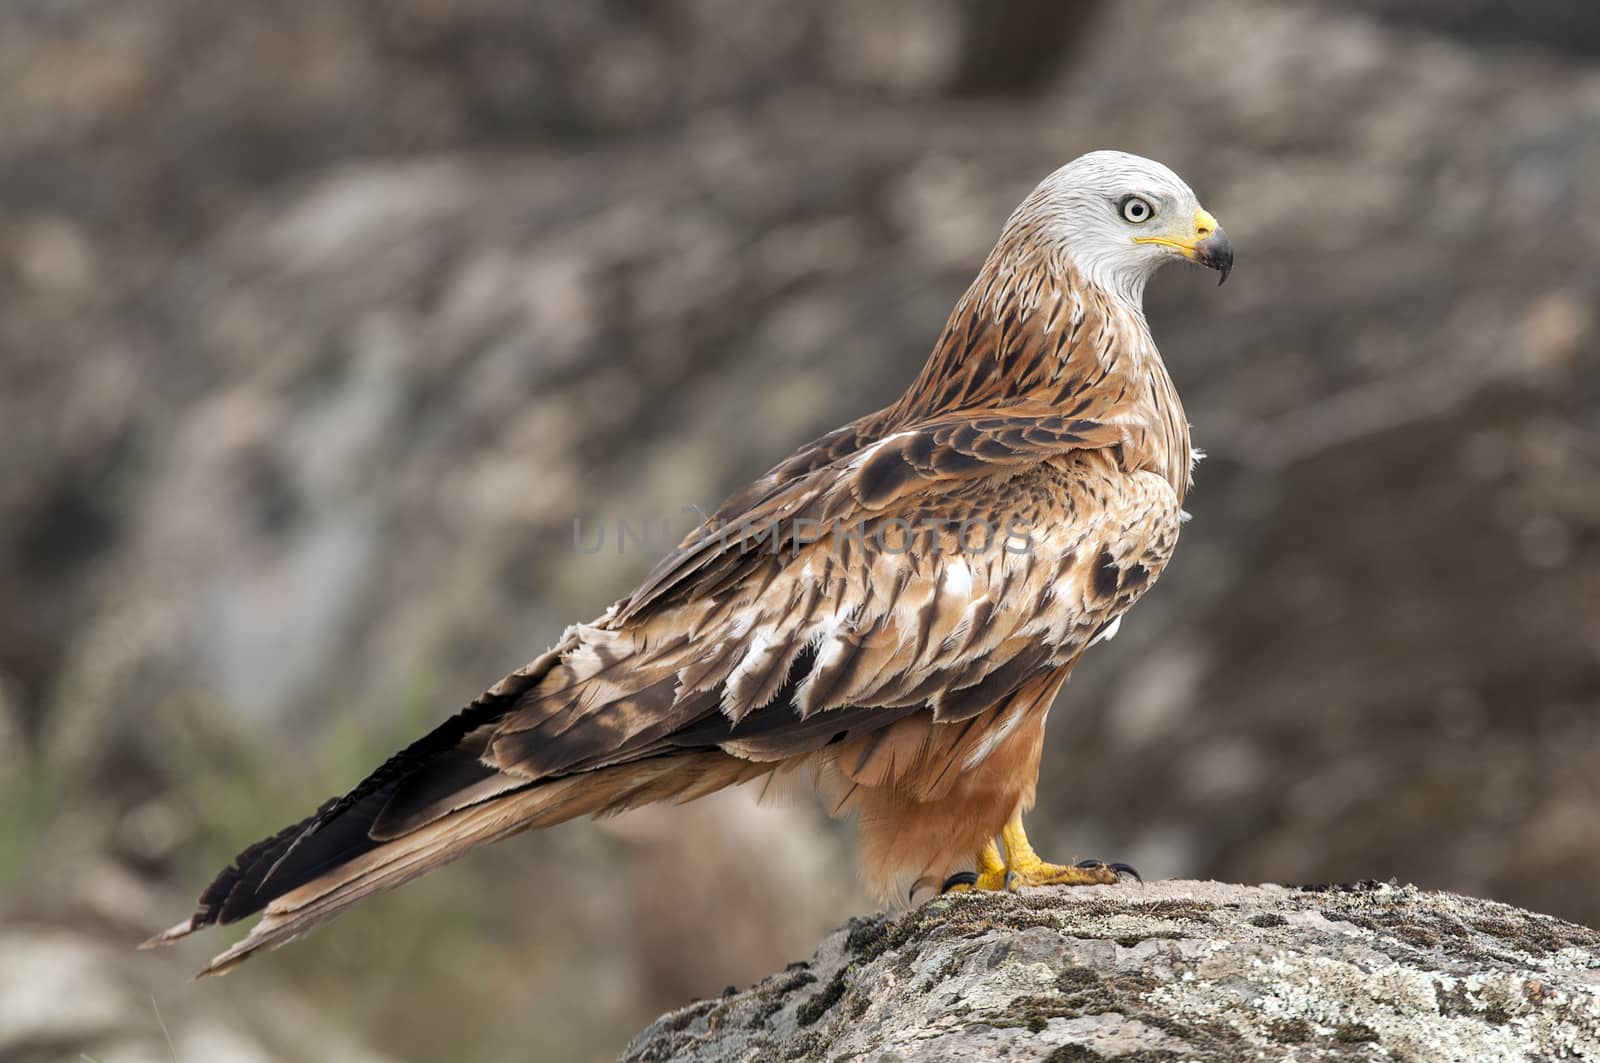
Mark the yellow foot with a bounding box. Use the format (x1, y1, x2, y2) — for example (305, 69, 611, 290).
(1004, 857, 1132, 889)
(1000, 815, 1140, 889)
(939, 816, 1141, 895)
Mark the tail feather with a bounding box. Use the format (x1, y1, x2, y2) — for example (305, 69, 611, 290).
(148, 751, 768, 974)
(145, 627, 875, 972)
(145, 656, 563, 951)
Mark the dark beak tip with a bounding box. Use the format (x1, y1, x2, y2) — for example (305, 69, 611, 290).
(1196, 229, 1233, 286)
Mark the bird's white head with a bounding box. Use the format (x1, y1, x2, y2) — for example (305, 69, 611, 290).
(1010, 150, 1232, 308)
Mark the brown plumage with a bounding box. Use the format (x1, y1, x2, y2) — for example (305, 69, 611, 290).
(147, 150, 1232, 974)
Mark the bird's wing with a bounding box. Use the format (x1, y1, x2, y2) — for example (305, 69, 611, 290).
(483, 404, 1174, 779)
(616, 404, 1139, 623)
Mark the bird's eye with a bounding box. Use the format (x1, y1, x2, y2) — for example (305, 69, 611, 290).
(1119, 196, 1155, 224)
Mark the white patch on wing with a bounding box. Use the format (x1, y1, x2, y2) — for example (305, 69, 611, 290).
(1088, 615, 1122, 647)
(722, 630, 772, 710)
(795, 628, 849, 716)
(943, 558, 974, 599)
(846, 430, 914, 471)
(960, 703, 1027, 771)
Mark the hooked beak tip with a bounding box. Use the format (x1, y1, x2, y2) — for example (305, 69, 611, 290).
(1195, 228, 1233, 286)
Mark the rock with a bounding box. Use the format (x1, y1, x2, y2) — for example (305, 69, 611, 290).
(626, 882, 1600, 1062)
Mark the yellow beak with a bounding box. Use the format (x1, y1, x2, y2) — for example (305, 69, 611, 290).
(1133, 207, 1234, 284)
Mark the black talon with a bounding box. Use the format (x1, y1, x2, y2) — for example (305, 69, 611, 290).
(1076, 858, 1142, 883)
(940, 871, 979, 894)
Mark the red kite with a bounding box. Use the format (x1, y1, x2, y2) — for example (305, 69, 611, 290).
(149, 150, 1232, 974)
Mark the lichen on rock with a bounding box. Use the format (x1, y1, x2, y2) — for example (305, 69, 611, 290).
(624, 881, 1600, 1062)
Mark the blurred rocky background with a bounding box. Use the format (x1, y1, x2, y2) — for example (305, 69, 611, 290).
(2, 0, 1597, 1060)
